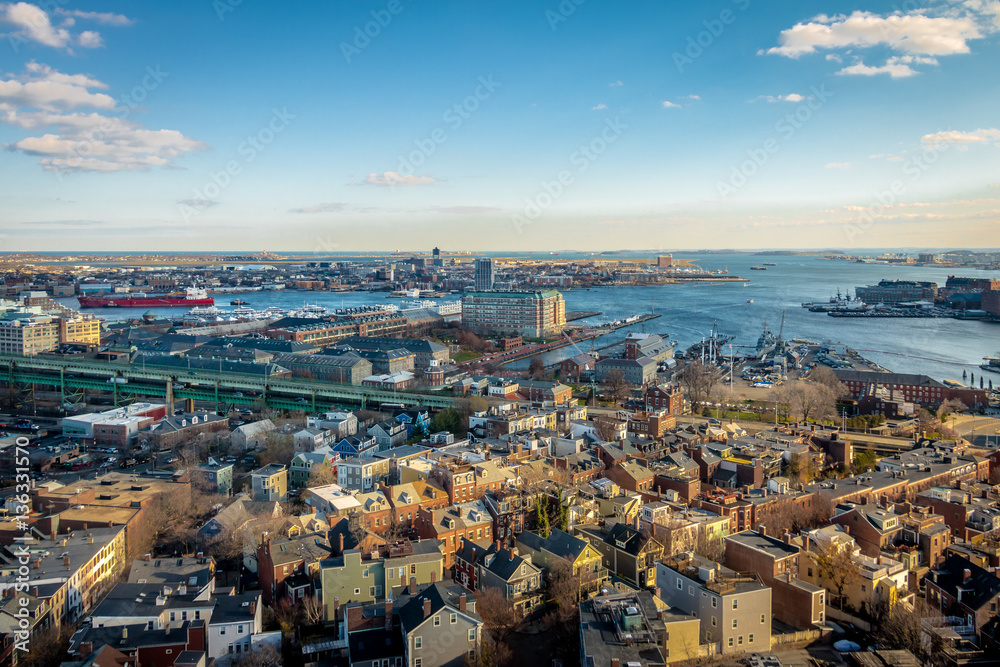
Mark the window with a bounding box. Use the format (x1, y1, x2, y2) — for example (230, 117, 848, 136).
(469, 628, 477, 641)
(451, 613, 457, 624)
(732, 599, 738, 610)
(434, 615, 440, 627)
(711, 597, 717, 608)
(711, 617, 717, 627)
(676, 578, 683, 590)
(738, 635, 743, 645)
(760, 614, 765, 624)
(688, 585, 694, 596)
(415, 637, 422, 649)
(749, 633, 754, 643)
(732, 619, 738, 629)
(415, 660, 422, 667)
(221, 627, 226, 635)
(355, 588, 361, 595)
(238, 625, 244, 633)
(170, 612, 176, 622)
(411, 564, 417, 574)
(728, 638, 734, 647)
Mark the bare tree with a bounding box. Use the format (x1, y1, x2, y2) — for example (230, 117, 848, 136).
(528, 356, 546, 380)
(231, 643, 282, 667)
(273, 598, 302, 638)
(301, 595, 325, 627)
(306, 463, 336, 487)
(476, 586, 521, 650)
(811, 539, 860, 609)
(677, 361, 718, 411)
(592, 415, 622, 442)
(603, 369, 632, 406)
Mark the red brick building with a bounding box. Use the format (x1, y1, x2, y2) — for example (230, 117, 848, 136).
(644, 384, 684, 414)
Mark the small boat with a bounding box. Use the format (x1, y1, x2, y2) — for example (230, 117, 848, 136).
(746, 299, 754, 304)
(981, 354, 1000, 374)
(231, 299, 250, 306)
(750, 266, 767, 271)
(763, 262, 777, 266)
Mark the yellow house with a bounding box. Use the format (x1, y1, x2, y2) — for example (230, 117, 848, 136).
(515, 528, 608, 597)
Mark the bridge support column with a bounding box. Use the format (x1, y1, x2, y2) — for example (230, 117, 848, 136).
(165, 381, 174, 411)
(185, 398, 195, 412)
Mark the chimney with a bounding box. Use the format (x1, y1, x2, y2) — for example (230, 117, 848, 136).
(758, 525, 766, 538)
(333, 598, 340, 621)
(144, 553, 152, 562)
(459, 594, 467, 612)
(423, 598, 432, 618)
(612, 660, 620, 667)
(410, 577, 417, 595)
(347, 605, 363, 630)
(31, 586, 39, 598)
(250, 600, 257, 615)
(80, 642, 93, 658)
(81, 522, 87, 530)
(122, 627, 128, 640)
(338, 532, 345, 554)
(803, 537, 809, 553)
(783, 533, 791, 546)
(431, 571, 437, 583)
(963, 569, 972, 583)
(385, 600, 393, 631)
(63, 555, 70, 567)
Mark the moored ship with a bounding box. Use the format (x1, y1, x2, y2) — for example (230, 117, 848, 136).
(78, 287, 214, 308)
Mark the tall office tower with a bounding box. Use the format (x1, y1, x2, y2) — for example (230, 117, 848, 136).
(474, 257, 494, 292)
(432, 247, 442, 266)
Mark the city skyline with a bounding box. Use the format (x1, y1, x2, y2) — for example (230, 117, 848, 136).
(2, 0, 999, 251)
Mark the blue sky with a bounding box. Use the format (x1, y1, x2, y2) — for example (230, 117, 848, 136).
(1, 0, 998, 251)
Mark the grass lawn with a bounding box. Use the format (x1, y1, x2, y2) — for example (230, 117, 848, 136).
(452, 350, 482, 363)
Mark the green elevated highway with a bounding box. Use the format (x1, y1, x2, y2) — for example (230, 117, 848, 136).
(0, 353, 456, 413)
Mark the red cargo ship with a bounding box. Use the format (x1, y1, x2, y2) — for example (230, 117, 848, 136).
(77, 287, 215, 308)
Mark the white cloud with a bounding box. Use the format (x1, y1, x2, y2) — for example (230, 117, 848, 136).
(609, 80, 623, 87)
(290, 202, 347, 213)
(687, 94, 701, 100)
(1, 2, 71, 48)
(825, 53, 843, 63)
(0, 63, 114, 110)
(178, 199, 218, 209)
(921, 128, 1000, 144)
(837, 57, 924, 77)
(361, 172, 437, 186)
(0, 64, 206, 172)
(591, 103, 607, 110)
(661, 100, 681, 109)
(77, 30, 102, 48)
(54, 9, 134, 27)
(825, 162, 851, 169)
(764, 10, 981, 58)
(434, 206, 498, 214)
(0, 2, 125, 51)
(759, 93, 806, 103)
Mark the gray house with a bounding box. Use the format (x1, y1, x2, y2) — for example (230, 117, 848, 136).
(398, 583, 482, 667)
(596, 356, 657, 385)
(656, 553, 771, 655)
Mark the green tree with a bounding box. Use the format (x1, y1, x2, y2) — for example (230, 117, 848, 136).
(431, 407, 462, 434)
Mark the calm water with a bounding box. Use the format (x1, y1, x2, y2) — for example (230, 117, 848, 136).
(60, 254, 1000, 384)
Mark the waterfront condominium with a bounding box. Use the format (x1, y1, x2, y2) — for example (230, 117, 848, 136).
(461, 290, 566, 338)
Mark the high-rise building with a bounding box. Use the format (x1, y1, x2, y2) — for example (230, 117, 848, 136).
(461, 290, 566, 338)
(432, 247, 443, 267)
(474, 257, 494, 292)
